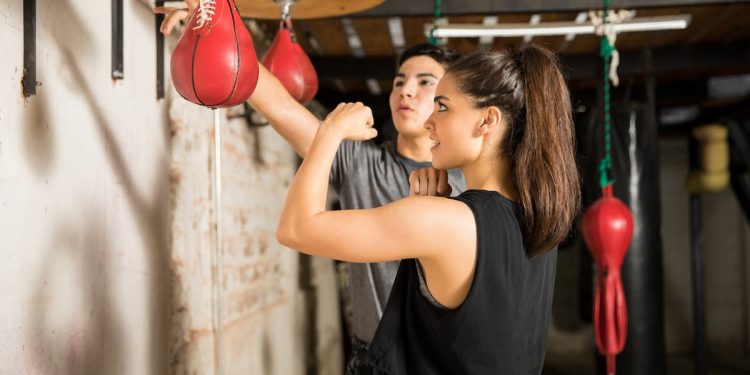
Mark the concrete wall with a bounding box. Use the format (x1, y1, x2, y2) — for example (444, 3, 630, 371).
(0, 1, 341, 374)
(659, 136, 750, 356)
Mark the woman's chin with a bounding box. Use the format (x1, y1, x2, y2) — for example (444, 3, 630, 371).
(430, 154, 447, 170)
(430, 151, 460, 171)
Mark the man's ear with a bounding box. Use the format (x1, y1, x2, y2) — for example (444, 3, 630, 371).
(477, 106, 503, 136)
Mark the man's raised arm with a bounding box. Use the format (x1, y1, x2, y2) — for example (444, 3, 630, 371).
(249, 65, 320, 157)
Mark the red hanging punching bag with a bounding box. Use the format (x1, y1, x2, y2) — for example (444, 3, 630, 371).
(262, 18, 318, 104)
(581, 184, 634, 375)
(171, 0, 259, 108)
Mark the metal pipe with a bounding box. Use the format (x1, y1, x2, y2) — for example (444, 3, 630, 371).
(212, 109, 226, 375)
(689, 139, 708, 375)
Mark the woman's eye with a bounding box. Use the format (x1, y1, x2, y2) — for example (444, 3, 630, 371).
(421, 80, 435, 86)
(394, 81, 404, 87)
(436, 102, 447, 112)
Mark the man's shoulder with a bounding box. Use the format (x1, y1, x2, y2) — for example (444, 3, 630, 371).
(340, 139, 390, 156)
(342, 140, 404, 166)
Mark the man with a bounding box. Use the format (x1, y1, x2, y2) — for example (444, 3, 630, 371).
(157, 1, 465, 356)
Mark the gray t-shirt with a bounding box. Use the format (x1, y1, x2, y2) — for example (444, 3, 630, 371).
(330, 139, 466, 343)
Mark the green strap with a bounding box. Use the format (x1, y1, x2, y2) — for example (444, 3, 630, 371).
(599, 0, 616, 188)
(428, 0, 442, 45)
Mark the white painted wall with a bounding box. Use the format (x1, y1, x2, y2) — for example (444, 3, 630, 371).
(0, 1, 342, 374)
(1, 0, 173, 373)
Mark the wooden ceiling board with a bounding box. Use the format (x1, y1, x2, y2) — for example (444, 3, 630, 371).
(352, 17, 395, 56)
(401, 16, 432, 47)
(306, 18, 351, 56)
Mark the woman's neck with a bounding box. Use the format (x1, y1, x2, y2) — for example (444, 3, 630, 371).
(462, 154, 518, 201)
(396, 134, 433, 163)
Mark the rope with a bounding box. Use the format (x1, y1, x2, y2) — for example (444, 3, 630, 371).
(591, 0, 635, 188)
(588, 8, 634, 87)
(427, 0, 442, 45)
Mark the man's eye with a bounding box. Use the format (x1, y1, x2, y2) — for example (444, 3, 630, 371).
(420, 80, 435, 86)
(436, 102, 447, 112)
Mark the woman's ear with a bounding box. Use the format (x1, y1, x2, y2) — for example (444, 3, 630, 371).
(477, 106, 503, 136)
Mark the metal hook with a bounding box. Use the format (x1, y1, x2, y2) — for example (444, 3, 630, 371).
(276, 0, 295, 21)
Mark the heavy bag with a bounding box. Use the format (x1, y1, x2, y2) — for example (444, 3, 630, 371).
(262, 19, 318, 104)
(171, 0, 259, 108)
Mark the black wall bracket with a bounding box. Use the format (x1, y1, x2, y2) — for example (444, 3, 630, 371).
(112, 0, 124, 80)
(22, 0, 37, 97)
(155, 0, 165, 99)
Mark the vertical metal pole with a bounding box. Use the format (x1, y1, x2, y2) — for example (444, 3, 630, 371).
(212, 109, 226, 375)
(23, 0, 37, 97)
(689, 139, 708, 375)
(155, 0, 165, 99)
(112, 0, 124, 80)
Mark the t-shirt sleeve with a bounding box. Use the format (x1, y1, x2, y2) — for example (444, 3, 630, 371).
(330, 140, 368, 189)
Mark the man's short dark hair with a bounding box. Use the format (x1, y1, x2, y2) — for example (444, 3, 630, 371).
(397, 43, 461, 68)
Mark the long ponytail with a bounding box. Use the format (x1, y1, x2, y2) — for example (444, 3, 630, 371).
(514, 46, 579, 255)
(448, 45, 580, 256)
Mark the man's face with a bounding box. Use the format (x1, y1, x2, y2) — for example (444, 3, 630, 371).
(389, 56, 446, 138)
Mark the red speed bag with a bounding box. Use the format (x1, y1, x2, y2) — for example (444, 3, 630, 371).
(171, 0, 259, 108)
(581, 184, 634, 375)
(262, 19, 318, 104)
(581, 184, 633, 270)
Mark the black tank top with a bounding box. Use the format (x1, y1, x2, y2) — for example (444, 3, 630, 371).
(354, 190, 557, 374)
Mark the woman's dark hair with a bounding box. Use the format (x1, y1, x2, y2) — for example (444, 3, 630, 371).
(398, 43, 461, 68)
(447, 45, 580, 256)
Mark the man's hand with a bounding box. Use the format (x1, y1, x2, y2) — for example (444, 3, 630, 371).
(154, 0, 198, 35)
(322, 102, 378, 141)
(409, 168, 452, 197)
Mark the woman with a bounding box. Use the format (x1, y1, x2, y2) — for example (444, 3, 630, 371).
(277, 45, 580, 374)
